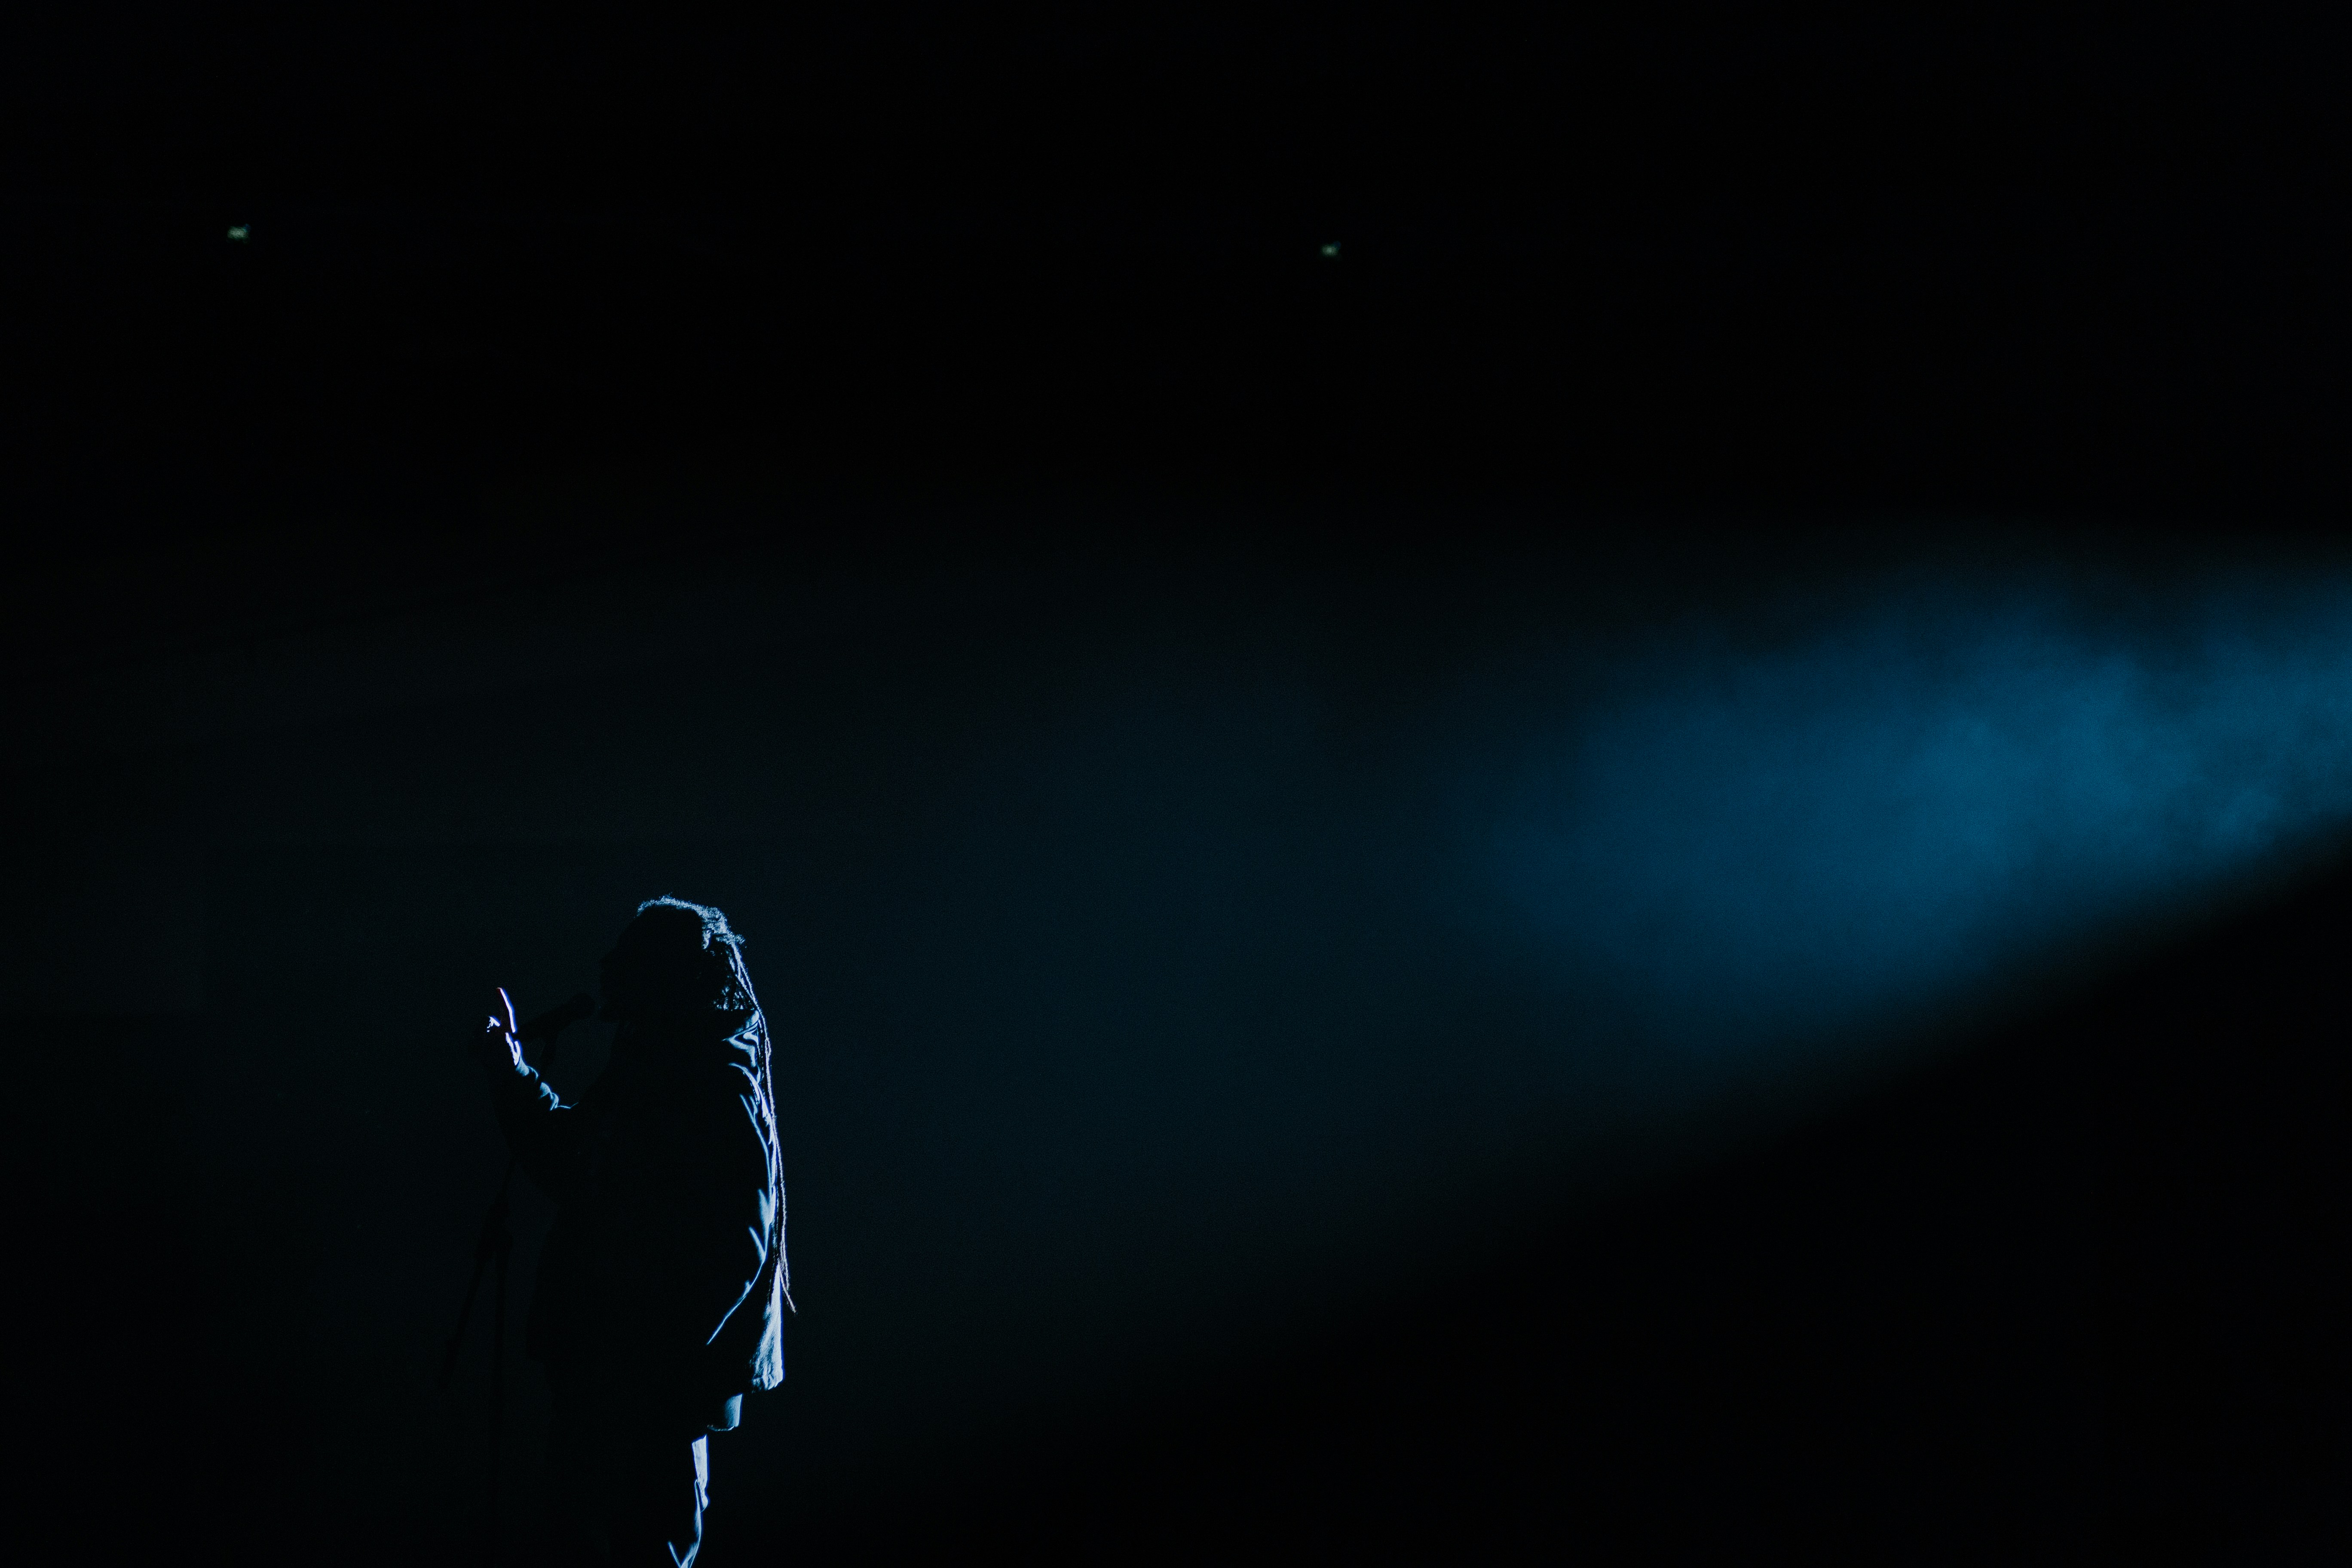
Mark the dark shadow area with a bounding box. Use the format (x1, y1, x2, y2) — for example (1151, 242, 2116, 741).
(5, 9, 2351, 554)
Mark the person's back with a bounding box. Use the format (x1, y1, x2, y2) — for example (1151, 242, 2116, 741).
(477, 897, 787, 1565)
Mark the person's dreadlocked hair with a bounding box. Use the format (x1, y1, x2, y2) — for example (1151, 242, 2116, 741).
(628, 895, 757, 1013)
(628, 895, 792, 1318)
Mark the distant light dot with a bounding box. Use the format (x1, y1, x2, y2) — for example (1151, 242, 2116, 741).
(227, 225, 250, 242)
(1320, 242, 1340, 258)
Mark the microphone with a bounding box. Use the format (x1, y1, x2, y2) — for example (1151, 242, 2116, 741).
(517, 992, 597, 1043)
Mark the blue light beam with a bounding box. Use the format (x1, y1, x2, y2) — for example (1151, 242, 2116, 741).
(1480, 556, 2352, 1080)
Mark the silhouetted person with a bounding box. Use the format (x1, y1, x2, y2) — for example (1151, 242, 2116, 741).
(475, 897, 789, 1566)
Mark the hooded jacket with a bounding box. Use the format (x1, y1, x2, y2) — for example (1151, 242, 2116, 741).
(487, 1009, 786, 1431)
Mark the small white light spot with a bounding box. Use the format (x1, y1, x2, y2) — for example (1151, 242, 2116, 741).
(227, 225, 250, 242)
(1320, 242, 1340, 258)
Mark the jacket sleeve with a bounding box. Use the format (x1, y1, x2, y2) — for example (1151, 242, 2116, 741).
(641, 1066, 775, 1363)
(483, 1056, 591, 1202)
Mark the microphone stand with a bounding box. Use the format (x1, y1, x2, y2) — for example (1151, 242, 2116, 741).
(440, 1004, 587, 1560)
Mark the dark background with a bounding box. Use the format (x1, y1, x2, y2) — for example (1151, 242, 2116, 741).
(3, 5, 2347, 1563)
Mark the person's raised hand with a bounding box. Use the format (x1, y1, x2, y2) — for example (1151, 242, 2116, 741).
(479, 986, 524, 1072)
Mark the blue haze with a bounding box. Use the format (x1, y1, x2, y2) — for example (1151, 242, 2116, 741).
(156, 534, 2352, 1537)
(1478, 557, 2352, 1080)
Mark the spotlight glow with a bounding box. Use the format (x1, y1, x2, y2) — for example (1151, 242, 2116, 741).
(1482, 560, 2352, 1068)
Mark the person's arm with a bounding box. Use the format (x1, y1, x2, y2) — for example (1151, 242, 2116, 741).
(475, 987, 590, 1201)
(636, 1061, 775, 1368)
